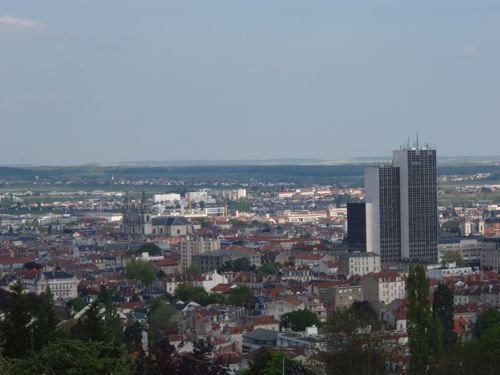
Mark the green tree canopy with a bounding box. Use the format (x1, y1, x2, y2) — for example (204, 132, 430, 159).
(124, 321, 144, 353)
(323, 305, 388, 375)
(433, 283, 456, 350)
(406, 265, 442, 374)
(7, 339, 132, 375)
(174, 283, 223, 306)
(0, 282, 33, 359)
(241, 347, 316, 375)
(149, 300, 177, 342)
(441, 250, 464, 267)
(218, 257, 256, 273)
(257, 262, 280, 276)
(225, 286, 255, 308)
(280, 309, 321, 332)
(474, 308, 500, 338)
(32, 288, 59, 351)
(138, 243, 162, 256)
(126, 259, 158, 287)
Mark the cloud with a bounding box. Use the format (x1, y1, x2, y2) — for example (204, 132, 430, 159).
(0, 15, 39, 29)
(463, 45, 480, 57)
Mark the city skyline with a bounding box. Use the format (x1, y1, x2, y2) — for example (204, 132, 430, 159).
(1, 0, 499, 164)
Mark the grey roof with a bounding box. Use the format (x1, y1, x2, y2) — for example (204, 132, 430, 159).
(243, 328, 278, 342)
(152, 216, 189, 226)
(43, 271, 74, 280)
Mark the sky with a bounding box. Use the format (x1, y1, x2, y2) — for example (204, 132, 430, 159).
(0, 0, 499, 165)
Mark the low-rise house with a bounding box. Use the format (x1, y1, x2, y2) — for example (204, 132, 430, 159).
(264, 296, 305, 320)
(154, 257, 182, 275)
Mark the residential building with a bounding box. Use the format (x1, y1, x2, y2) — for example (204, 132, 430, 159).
(180, 237, 221, 271)
(318, 283, 364, 311)
(361, 271, 405, 304)
(192, 249, 261, 273)
(338, 252, 381, 278)
(23, 270, 78, 300)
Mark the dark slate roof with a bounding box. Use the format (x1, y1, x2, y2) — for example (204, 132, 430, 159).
(43, 271, 74, 280)
(152, 216, 189, 226)
(243, 328, 278, 342)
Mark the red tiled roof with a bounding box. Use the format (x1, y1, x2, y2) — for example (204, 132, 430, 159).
(211, 283, 234, 293)
(250, 315, 279, 326)
(0, 256, 32, 265)
(155, 258, 179, 267)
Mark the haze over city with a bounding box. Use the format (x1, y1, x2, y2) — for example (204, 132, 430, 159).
(1, 0, 499, 165)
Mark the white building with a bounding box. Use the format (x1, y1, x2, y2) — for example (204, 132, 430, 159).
(23, 270, 78, 301)
(154, 193, 181, 203)
(438, 238, 483, 265)
(338, 252, 381, 278)
(193, 270, 228, 293)
(361, 271, 405, 305)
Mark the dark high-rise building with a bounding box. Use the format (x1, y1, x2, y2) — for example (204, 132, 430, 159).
(347, 202, 367, 251)
(365, 144, 438, 263)
(365, 166, 401, 263)
(393, 148, 438, 262)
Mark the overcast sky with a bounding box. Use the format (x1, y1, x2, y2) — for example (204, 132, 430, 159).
(0, 0, 499, 165)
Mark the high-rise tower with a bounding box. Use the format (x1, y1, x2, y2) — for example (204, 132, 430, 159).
(393, 147, 438, 262)
(364, 144, 438, 263)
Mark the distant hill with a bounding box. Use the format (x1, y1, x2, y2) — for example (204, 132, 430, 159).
(0, 162, 499, 184)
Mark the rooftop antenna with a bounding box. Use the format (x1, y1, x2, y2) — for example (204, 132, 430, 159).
(416, 132, 419, 149)
(407, 137, 410, 149)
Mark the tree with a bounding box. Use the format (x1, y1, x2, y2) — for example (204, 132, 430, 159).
(225, 286, 255, 308)
(218, 258, 256, 273)
(174, 283, 203, 301)
(135, 338, 228, 375)
(322, 306, 387, 375)
(186, 263, 202, 276)
(406, 265, 442, 374)
(434, 325, 500, 374)
(138, 243, 162, 256)
(32, 288, 59, 351)
(241, 347, 314, 375)
(126, 259, 158, 287)
(72, 301, 106, 342)
(441, 250, 464, 267)
(68, 296, 87, 313)
(257, 262, 279, 276)
(474, 308, 500, 338)
(124, 322, 144, 353)
(433, 283, 456, 350)
(149, 300, 177, 342)
(280, 309, 321, 332)
(0, 282, 33, 359)
(102, 297, 123, 348)
(8, 339, 132, 375)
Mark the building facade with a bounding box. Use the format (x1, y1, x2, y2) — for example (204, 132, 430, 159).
(338, 252, 381, 278)
(364, 145, 438, 263)
(346, 202, 367, 251)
